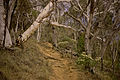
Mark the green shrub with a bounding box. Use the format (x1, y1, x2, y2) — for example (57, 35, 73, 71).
(76, 53, 99, 68)
(32, 10, 39, 18)
(58, 36, 77, 50)
(77, 33, 85, 55)
(58, 41, 69, 49)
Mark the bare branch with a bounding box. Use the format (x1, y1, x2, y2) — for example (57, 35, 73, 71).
(66, 12, 86, 31)
(75, 0, 88, 18)
(17, 0, 72, 43)
(51, 21, 103, 42)
(51, 22, 76, 31)
(90, 33, 104, 41)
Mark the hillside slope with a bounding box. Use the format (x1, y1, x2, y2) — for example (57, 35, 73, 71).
(0, 38, 51, 80)
(0, 38, 112, 80)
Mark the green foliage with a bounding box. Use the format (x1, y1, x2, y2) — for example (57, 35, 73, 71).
(32, 10, 39, 18)
(17, 0, 32, 13)
(62, 36, 76, 43)
(76, 53, 99, 67)
(58, 41, 69, 49)
(105, 13, 113, 26)
(11, 0, 35, 31)
(58, 36, 76, 50)
(77, 33, 85, 55)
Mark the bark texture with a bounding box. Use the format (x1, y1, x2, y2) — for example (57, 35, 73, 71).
(52, 26, 57, 47)
(85, 0, 94, 55)
(0, 0, 12, 47)
(37, 25, 41, 42)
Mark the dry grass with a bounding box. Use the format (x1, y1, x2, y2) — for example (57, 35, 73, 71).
(0, 37, 51, 80)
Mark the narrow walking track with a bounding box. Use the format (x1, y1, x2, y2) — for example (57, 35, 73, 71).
(36, 43, 79, 80)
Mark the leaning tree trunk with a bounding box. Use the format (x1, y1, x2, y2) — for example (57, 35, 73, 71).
(17, 2, 53, 43)
(17, 0, 71, 43)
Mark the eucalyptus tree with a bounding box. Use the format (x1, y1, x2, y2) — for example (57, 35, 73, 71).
(61, 0, 120, 72)
(17, 0, 71, 44)
(0, 0, 17, 48)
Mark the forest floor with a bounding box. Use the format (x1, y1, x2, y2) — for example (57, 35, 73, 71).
(0, 38, 112, 80)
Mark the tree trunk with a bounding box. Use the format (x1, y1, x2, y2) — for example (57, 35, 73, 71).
(0, 0, 17, 48)
(15, 13, 20, 33)
(100, 40, 109, 71)
(0, 0, 13, 48)
(37, 25, 41, 42)
(85, 0, 93, 55)
(11, 28, 16, 45)
(8, 0, 17, 29)
(0, 0, 5, 47)
(52, 26, 57, 47)
(17, 2, 53, 43)
(84, 0, 95, 73)
(17, 0, 71, 43)
(5, 27, 12, 47)
(3, 0, 10, 47)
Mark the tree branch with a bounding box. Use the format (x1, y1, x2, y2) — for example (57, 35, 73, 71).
(75, 0, 88, 18)
(17, 0, 72, 43)
(51, 22, 76, 31)
(66, 12, 86, 31)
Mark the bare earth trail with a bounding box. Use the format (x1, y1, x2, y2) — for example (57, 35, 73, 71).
(36, 43, 79, 80)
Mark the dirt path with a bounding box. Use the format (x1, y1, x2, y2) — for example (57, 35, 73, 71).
(36, 43, 79, 80)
